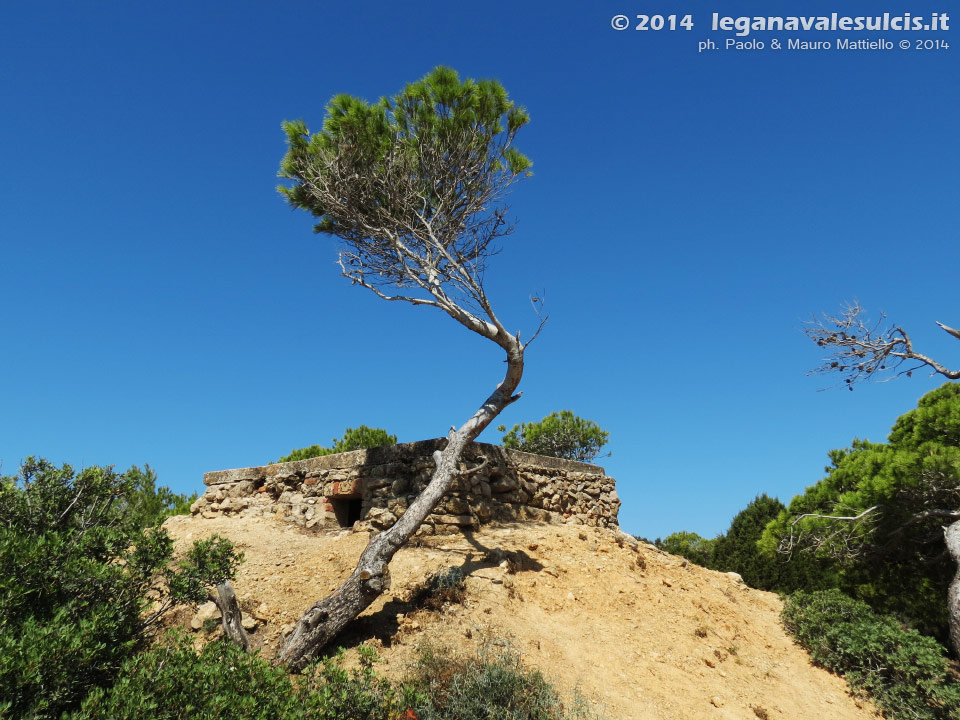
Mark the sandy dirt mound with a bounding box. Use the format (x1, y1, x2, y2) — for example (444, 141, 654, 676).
(163, 514, 877, 720)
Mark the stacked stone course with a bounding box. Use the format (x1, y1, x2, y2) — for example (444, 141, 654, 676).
(191, 439, 619, 534)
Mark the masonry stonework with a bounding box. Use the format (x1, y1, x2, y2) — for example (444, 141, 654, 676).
(190, 439, 619, 534)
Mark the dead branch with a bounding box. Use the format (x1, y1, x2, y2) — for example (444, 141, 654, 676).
(805, 302, 960, 387)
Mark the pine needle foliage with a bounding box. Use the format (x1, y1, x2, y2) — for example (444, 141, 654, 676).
(278, 66, 531, 318)
(278, 425, 397, 463)
(500, 411, 609, 463)
(761, 383, 960, 641)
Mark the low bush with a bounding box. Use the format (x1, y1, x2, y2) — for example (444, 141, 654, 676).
(499, 411, 609, 463)
(75, 635, 593, 720)
(411, 566, 467, 610)
(407, 642, 596, 720)
(75, 635, 409, 720)
(278, 426, 397, 463)
(782, 590, 960, 720)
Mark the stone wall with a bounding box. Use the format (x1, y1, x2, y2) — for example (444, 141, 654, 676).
(190, 439, 619, 534)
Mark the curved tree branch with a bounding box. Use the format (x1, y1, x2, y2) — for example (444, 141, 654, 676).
(805, 302, 960, 387)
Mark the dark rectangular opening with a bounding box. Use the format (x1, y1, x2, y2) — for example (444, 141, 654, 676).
(332, 498, 363, 528)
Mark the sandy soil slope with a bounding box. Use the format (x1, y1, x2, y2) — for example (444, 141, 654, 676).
(163, 514, 877, 720)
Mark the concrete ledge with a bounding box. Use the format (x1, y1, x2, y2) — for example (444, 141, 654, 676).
(204, 439, 605, 486)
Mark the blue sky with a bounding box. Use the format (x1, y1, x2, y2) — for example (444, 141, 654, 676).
(1, 1, 956, 541)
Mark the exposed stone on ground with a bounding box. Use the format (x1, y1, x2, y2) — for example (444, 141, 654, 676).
(240, 613, 258, 630)
(189, 601, 220, 630)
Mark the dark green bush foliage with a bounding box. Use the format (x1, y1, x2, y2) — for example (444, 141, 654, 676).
(0, 459, 167, 719)
(782, 590, 960, 719)
(124, 464, 197, 528)
(279, 425, 398, 463)
(408, 643, 596, 720)
(655, 531, 716, 567)
(0, 458, 237, 720)
(165, 534, 244, 604)
(75, 635, 408, 720)
(707, 495, 834, 593)
(412, 566, 467, 610)
(500, 411, 609, 463)
(76, 636, 592, 720)
(710, 495, 784, 586)
(763, 383, 960, 642)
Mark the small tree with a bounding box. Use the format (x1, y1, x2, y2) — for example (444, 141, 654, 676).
(275, 67, 541, 670)
(278, 425, 397, 463)
(762, 384, 960, 651)
(710, 494, 787, 590)
(123, 464, 197, 528)
(656, 531, 716, 567)
(499, 410, 609, 463)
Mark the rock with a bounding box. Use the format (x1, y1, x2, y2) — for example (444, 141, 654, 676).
(253, 602, 270, 621)
(710, 696, 724, 708)
(241, 614, 258, 630)
(190, 601, 221, 630)
(367, 507, 398, 527)
(473, 499, 494, 521)
(490, 475, 519, 492)
(726, 571, 745, 586)
(444, 497, 470, 515)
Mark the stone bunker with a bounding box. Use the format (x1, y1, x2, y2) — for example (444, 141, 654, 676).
(191, 439, 619, 534)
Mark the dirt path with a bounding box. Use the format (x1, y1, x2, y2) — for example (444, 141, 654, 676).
(164, 515, 877, 720)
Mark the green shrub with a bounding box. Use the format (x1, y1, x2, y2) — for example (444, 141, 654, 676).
(124, 464, 197, 528)
(76, 635, 410, 720)
(74, 632, 300, 719)
(279, 426, 397, 463)
(0, 458, 237, 720)
(782, 590, 960, 719)
(300, 644, 413, 720)
(411, 566, 467, 609)
(655, 531, 716, 567)
(499, 411, 609, 463)
(0, 460, 168, 719)
(407, 642, 596, 720)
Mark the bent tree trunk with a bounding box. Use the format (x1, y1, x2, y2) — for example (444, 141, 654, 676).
(213, 580, 249, 651)
(944, 519, 960, 656)
(276, 339, 524, 671)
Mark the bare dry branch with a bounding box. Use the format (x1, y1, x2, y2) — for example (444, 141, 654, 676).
(285, 127, 531, 346)
(778, 505, 882, 560)
(805, 301, 960, 387)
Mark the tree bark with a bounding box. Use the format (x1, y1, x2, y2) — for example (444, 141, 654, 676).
(213, 580, 249, 651)
(277, 339, 523, 671)
(943, 520, 960, 656)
